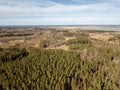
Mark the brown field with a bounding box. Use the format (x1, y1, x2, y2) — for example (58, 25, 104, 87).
(0, 26, 120, 49)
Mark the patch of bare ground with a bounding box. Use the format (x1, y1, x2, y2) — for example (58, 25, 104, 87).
(46, 37, 78, 50)
(91, 39, 111, 48)
(8, 40, 24, 46)
(89, 32, 120, 46)
(89, 33, 113, 41)
(64, 37, 77, 41)
(46, 45, 69, 51)
(0, 39, 25, 48)
(25, 35, 51, 48)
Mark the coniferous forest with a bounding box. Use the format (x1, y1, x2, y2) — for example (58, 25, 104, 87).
(0, 47, 120, 90)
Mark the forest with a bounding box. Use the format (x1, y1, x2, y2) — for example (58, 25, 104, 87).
(0, 46, 120, 90)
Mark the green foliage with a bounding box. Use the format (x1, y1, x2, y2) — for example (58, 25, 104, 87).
(81, 30, 114, 33)
(109, 35, 120, 41)
(69, 44, 95, 50)
(116, 35, 120, 41)
(51, 30, 68, 33)
(109, 37, 116, 41)
(77, 33, 89, 37)
(0, 33, 33, 37)
(0, 47, 120, 90)
(63, 32, 76, 37)
(39, 40, 51, 48)
(0, 47, 3, 51)
(67, 37, 90, 45)
(0, 48, 28, 63)
(54, 36, 65, 40)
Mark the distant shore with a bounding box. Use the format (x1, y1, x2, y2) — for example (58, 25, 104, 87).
(0, 25, 120, 31)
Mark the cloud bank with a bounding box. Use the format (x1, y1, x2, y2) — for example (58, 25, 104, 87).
(0, 0, 120, 25)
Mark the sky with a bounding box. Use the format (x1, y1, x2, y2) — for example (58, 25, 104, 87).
(0, 0, 120, 25)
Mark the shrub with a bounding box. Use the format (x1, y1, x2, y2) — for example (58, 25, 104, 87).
(108, 37, 116, 41)
(0, 48, 28, 63)
(63, 32, 76, 37)
(67, 37, 90, 45)
(69, 44, 95, 50)
(54, 36, 65, 40)
(109, 35, 120, 41)
(77, 33, 89, 37)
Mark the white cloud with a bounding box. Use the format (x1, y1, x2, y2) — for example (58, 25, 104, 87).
(0, 0, 120, 25)
(1, 16, 120, 25)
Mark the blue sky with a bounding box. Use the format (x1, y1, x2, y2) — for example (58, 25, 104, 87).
(0, 0, 120, 25)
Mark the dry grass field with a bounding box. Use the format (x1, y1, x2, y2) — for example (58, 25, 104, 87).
(0, 27, 119, 49)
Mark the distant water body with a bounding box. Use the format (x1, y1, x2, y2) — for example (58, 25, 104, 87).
(0, 25, 120, 31)
(40, 25, 120, 31)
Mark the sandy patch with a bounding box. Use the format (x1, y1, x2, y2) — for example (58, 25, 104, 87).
(89, 33, 113, 41)
(64, 37, 77, 41)
(46, 45, 69, 51)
